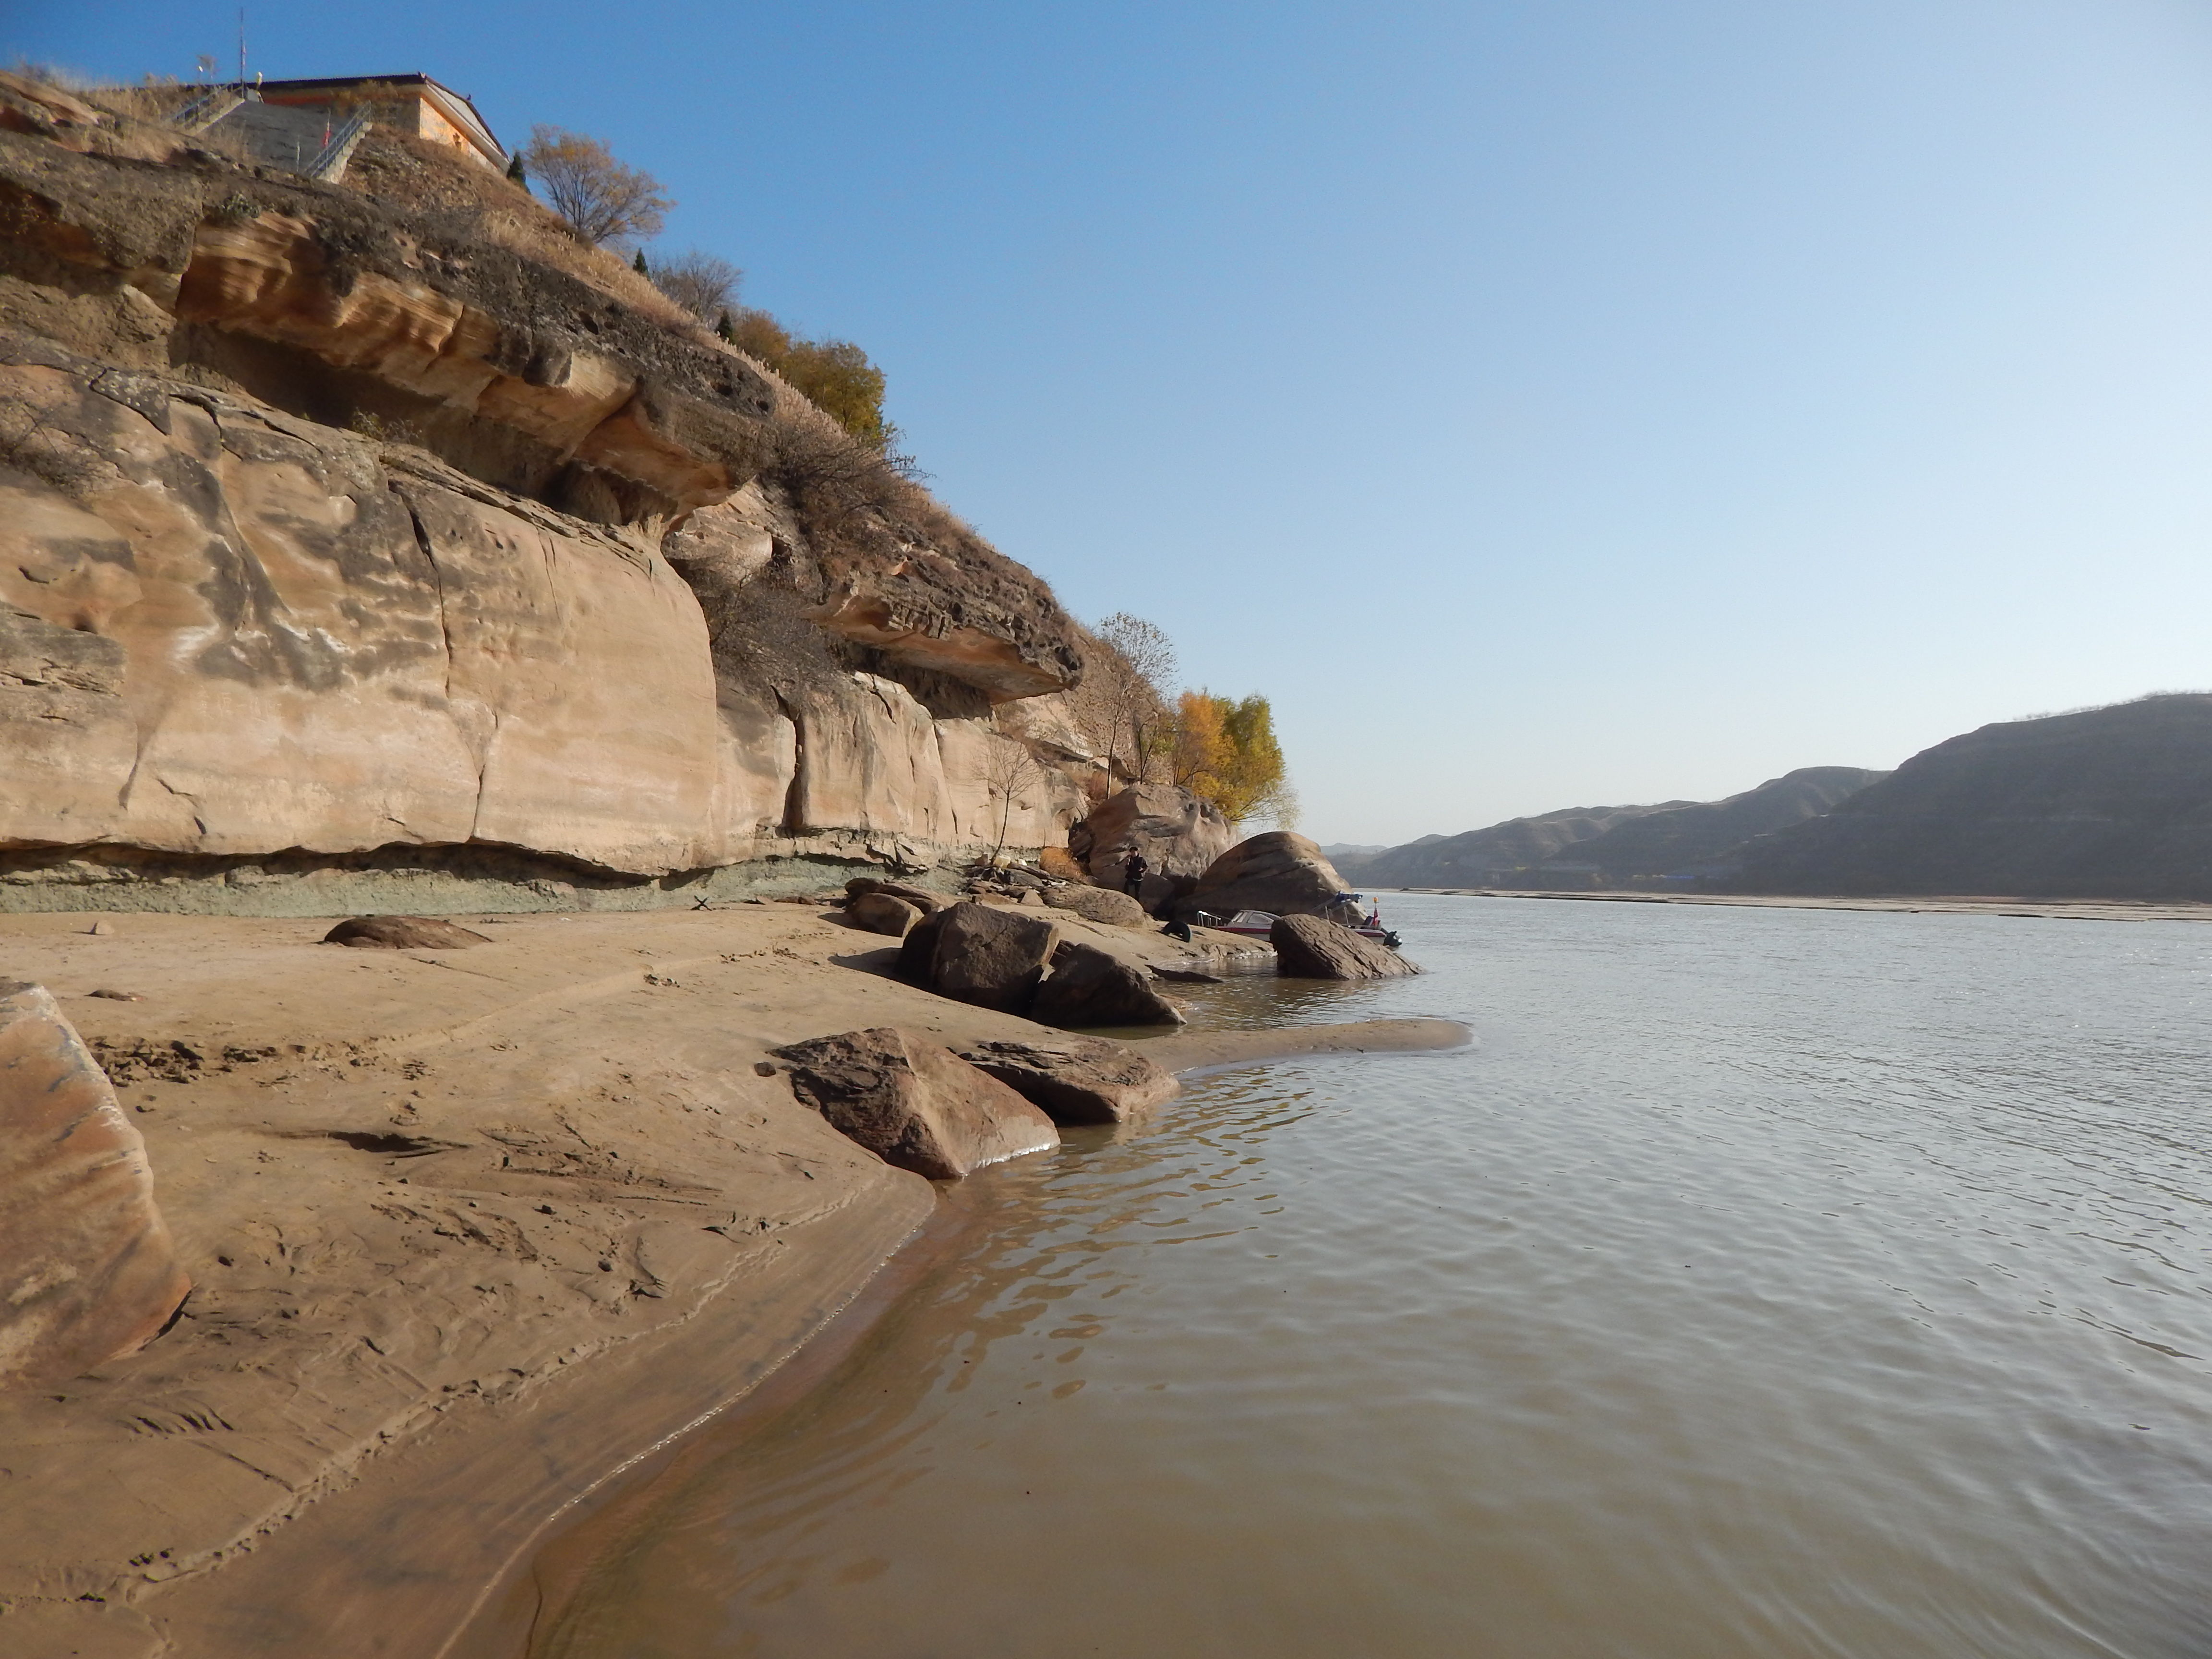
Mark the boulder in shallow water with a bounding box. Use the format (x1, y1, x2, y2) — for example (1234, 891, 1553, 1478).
(848, 892, 924, 938)
(1178, 832, 1361, 924)
(926, 901, 1058, 1013)
(1032, 941, 1187, 1028)
(0, 981, 190, 1388)
(324, 915, 491, 950)
(953, 1035, 1181, 1125)
(772, 1027, 1058, 1180)
(1270, 914, 1420, 980)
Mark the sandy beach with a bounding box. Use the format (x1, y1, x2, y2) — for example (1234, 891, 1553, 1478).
(0, 898, 1464, 1657)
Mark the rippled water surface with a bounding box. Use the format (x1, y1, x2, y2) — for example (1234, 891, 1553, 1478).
(533, 896, 2212, 1659)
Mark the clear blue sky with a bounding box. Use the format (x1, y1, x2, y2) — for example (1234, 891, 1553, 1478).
(16, 0, 2212, 843)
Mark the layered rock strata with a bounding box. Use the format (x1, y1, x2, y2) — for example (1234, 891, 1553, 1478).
(0, 102, 1103, 908)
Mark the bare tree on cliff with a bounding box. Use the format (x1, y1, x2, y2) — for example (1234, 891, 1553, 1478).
(1080, 614, 1176, 785)
(653, 251, 743, 322)
(983, 740, 1050, 864)
(523, 126, 673, 246)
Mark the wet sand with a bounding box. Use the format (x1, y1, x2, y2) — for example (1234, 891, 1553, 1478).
(0, 900, 1462, 1658)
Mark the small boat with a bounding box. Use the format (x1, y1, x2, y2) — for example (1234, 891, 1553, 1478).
(1199, 906, 1404, 950)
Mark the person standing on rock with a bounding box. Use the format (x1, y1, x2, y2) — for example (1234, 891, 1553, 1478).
(1123, 851, 1149, 900)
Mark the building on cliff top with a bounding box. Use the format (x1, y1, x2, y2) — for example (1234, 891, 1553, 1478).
(202, 73, 503, 180)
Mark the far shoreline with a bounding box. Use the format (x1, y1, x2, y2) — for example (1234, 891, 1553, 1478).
(1370, 888, 2212, 924)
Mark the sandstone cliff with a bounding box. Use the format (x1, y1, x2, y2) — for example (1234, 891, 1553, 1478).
(0, 74, 1096, 913)
(1725, 697, 2212, 899)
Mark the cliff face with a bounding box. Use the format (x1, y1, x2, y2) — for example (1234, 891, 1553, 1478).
(1727, 697, 2212, 899)
(0, 78, 1096, 911)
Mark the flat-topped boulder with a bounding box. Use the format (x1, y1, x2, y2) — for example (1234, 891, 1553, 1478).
(847, 892, 924, 938)
(773, 1027, 1058, 1180)
(843, 877, 945, 915)
(1040, 883, 1152, 928)
(953, 1035, 1181, 1125)
(0, 981, 190, 1388)
(324, 916, 492, 950)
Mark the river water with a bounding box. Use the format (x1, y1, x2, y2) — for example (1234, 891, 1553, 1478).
(527, 894, 2212, 1659)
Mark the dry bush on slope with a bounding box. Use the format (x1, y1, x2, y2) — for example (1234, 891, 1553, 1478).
(523, 125, 673, 247)
(341, 129, 700, 333)
(651, 250, 743, 322)
(0, 63, 246, 161)
(7, 66, 1060, 655)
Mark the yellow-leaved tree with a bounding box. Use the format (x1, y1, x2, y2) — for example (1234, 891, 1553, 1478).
(1171, 691, 1296, 828)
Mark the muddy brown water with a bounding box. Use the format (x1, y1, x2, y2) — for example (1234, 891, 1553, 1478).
(506, 894, 2212, 1658)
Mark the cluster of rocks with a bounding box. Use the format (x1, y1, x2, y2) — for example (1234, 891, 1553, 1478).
(899, 900, 1187, 1027)
(840, 873, 1153, 939)
(772, 1026, 1178, 1180)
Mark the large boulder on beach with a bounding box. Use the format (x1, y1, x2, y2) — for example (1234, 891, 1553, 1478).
(953, 1035, 1181, 1125)
(1069, 785, 1235, 896)
(324, 915, 491, 950)
(1041, 883, 1152, 928)
(772, 1027, 1059, 1180)
(0, 981, 191, 1389)
(1177, 832, 1365, 926)
(1033, 941, 1187, 1028)
(848, 892, 924, 937)
(844, 877, 944, 915)
(1270, 914, 1420, 980)
(925, 901, 1059, 1013)
(895, 904, 950, 983)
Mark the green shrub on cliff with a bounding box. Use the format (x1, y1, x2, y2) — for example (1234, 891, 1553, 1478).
(727, 309, 895, 452)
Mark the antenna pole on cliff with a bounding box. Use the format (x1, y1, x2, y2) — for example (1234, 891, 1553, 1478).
(237, 8, 246, 91)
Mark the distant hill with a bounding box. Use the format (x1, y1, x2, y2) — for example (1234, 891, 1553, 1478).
(1357, 800, 1693, 887)
(1357, 767, 1886, 889)
(1727, 696, 2212, 899)
(1564, 767, 1888, 881)
(1317, 843, 1393, 870)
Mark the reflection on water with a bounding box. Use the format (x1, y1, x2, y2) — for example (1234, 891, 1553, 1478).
(529, 896, 2212, 1659)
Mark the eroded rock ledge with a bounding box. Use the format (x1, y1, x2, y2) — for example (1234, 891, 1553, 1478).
(0, 332, 1090, 891)
(0, 106, 1097, 902)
